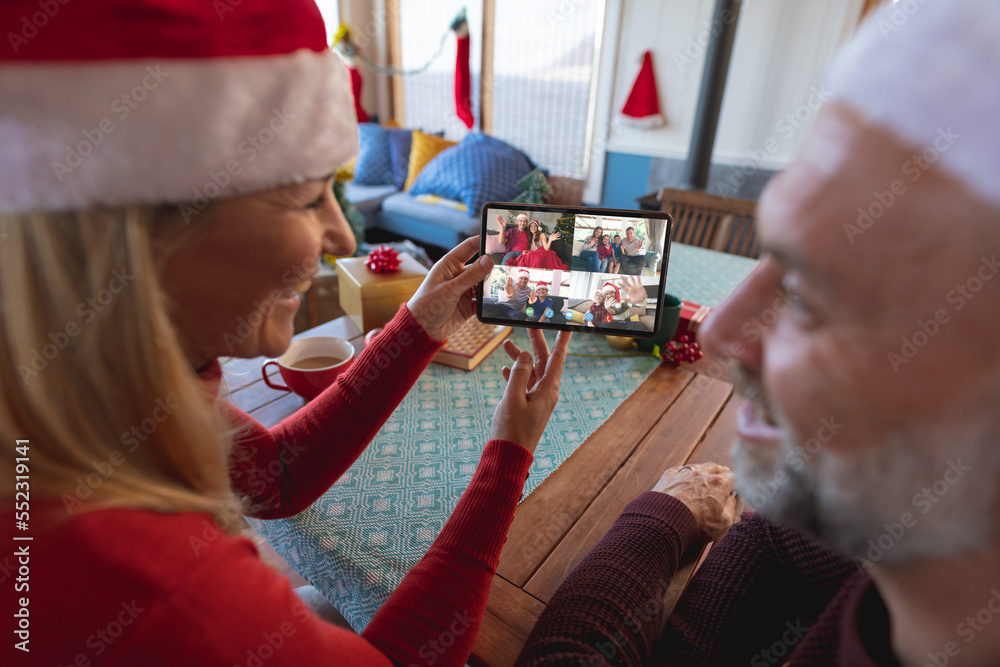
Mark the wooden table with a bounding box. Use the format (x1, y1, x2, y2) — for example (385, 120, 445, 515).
(222, 317, 743, 666)
(471, 353, 742, 666)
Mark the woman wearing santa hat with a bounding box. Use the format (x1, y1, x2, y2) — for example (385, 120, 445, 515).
(507, 220, 569, 271)
(0, 1, 570, 664)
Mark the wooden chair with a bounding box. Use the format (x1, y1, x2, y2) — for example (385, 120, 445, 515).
(657, 187, 760, 259)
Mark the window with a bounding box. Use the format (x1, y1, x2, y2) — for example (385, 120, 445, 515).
(399, 1, 483, 140)
(314, 0, 340, 46)
(490, 0, 605, 179)
(394, 0, 606, 179)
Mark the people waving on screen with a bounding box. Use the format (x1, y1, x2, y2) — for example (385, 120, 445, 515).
(507, 220, 569, 271)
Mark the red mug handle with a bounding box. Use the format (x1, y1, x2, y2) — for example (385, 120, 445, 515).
(261, 359, 291, 392)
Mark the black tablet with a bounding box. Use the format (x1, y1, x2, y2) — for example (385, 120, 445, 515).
(476, 202, 672, 337)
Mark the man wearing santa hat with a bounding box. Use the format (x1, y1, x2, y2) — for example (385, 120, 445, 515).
(517, 0, 1000, 664)
(484, 269, 533, 320)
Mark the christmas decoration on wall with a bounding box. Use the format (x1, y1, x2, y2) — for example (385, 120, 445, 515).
(333, 8, 473, 127)
(620, 50, 665, 128)
(453, 12, 473, 128)
(364, 245, 402, 274)
(333, 25, 369, 122)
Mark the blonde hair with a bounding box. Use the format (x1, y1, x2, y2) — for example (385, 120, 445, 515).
(0, 208, 240, 531)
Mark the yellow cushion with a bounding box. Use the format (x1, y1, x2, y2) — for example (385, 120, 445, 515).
(414, 194, 468, 211)
(404, 131, 456, 190)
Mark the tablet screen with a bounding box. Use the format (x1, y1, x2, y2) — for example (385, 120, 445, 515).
(477, 203, 672, 337)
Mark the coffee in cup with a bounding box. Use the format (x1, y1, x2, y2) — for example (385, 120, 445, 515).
(262, 336, 354, 400)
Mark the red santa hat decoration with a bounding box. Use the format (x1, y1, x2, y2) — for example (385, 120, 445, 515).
(602, 282, 621, 302)
(620, 50, 665, 129)
(0, 0, 358, 214)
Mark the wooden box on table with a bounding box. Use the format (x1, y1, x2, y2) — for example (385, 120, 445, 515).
(336, 254, 428, 333)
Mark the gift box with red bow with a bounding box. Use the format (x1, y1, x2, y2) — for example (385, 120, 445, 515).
(674, 300, 713, 341)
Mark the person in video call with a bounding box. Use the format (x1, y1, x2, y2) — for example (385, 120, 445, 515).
(620, 226, 646, 275)
(601, 277, 649, 332)
(495, 212, 531, 265)
(483, 268, 533, 321)
(598, 234, 618, 274)
(508, 220, 568, 271)
(526, 281, 555, 323)
(579, 226, 604, 272)
(612, 233, 625, 270)
(586, 290, 610, 328)
(515, 1, 1000, 665)
(0, 2, 576, 665)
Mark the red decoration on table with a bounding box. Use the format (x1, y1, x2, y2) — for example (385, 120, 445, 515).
(661, 335, 703, 368)
(675, 299, 713, 341)
(364, 245, 402, 273)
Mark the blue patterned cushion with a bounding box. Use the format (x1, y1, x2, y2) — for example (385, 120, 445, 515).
(353, 124, 395, 186)
(408, 133, 535, 214)
(386, 129, 413, 190)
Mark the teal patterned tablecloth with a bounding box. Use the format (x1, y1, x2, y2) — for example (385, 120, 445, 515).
(247, 244, 756, 630)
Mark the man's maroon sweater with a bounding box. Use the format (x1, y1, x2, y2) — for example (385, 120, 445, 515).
(516, 492, 901, 666)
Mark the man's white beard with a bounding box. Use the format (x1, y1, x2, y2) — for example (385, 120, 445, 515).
(730, 369, 1000, 566)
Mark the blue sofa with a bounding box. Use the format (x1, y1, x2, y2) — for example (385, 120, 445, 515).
(344, 128, 538, 250)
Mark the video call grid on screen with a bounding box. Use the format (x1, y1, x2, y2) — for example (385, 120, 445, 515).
(477, 203, 672, 337)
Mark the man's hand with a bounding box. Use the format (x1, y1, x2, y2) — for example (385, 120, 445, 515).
(408, 237, 493, 342)
(653, 463, 736, 542)
(528, 289, 537, 304)
(495, 214, 505, 228)
(620, 275, 647, 305)
(491, 330, 572, 454)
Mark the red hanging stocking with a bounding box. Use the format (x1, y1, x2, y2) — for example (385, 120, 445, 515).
(454, 29, 473, 128)
(349, 64, 369, 123)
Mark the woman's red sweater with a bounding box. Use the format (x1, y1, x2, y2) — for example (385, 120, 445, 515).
(3, 306, 533, 666)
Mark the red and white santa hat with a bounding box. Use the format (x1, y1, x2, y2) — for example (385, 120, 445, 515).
(0, 0, 358, 214)
(517, 270, 530, 278)
(825, 0, 1000, 208)
(602, 282, 620, 302)
(535, 281, 549, 289)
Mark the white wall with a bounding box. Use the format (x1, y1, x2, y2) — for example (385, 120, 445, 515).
(603, 0, 864, 169)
